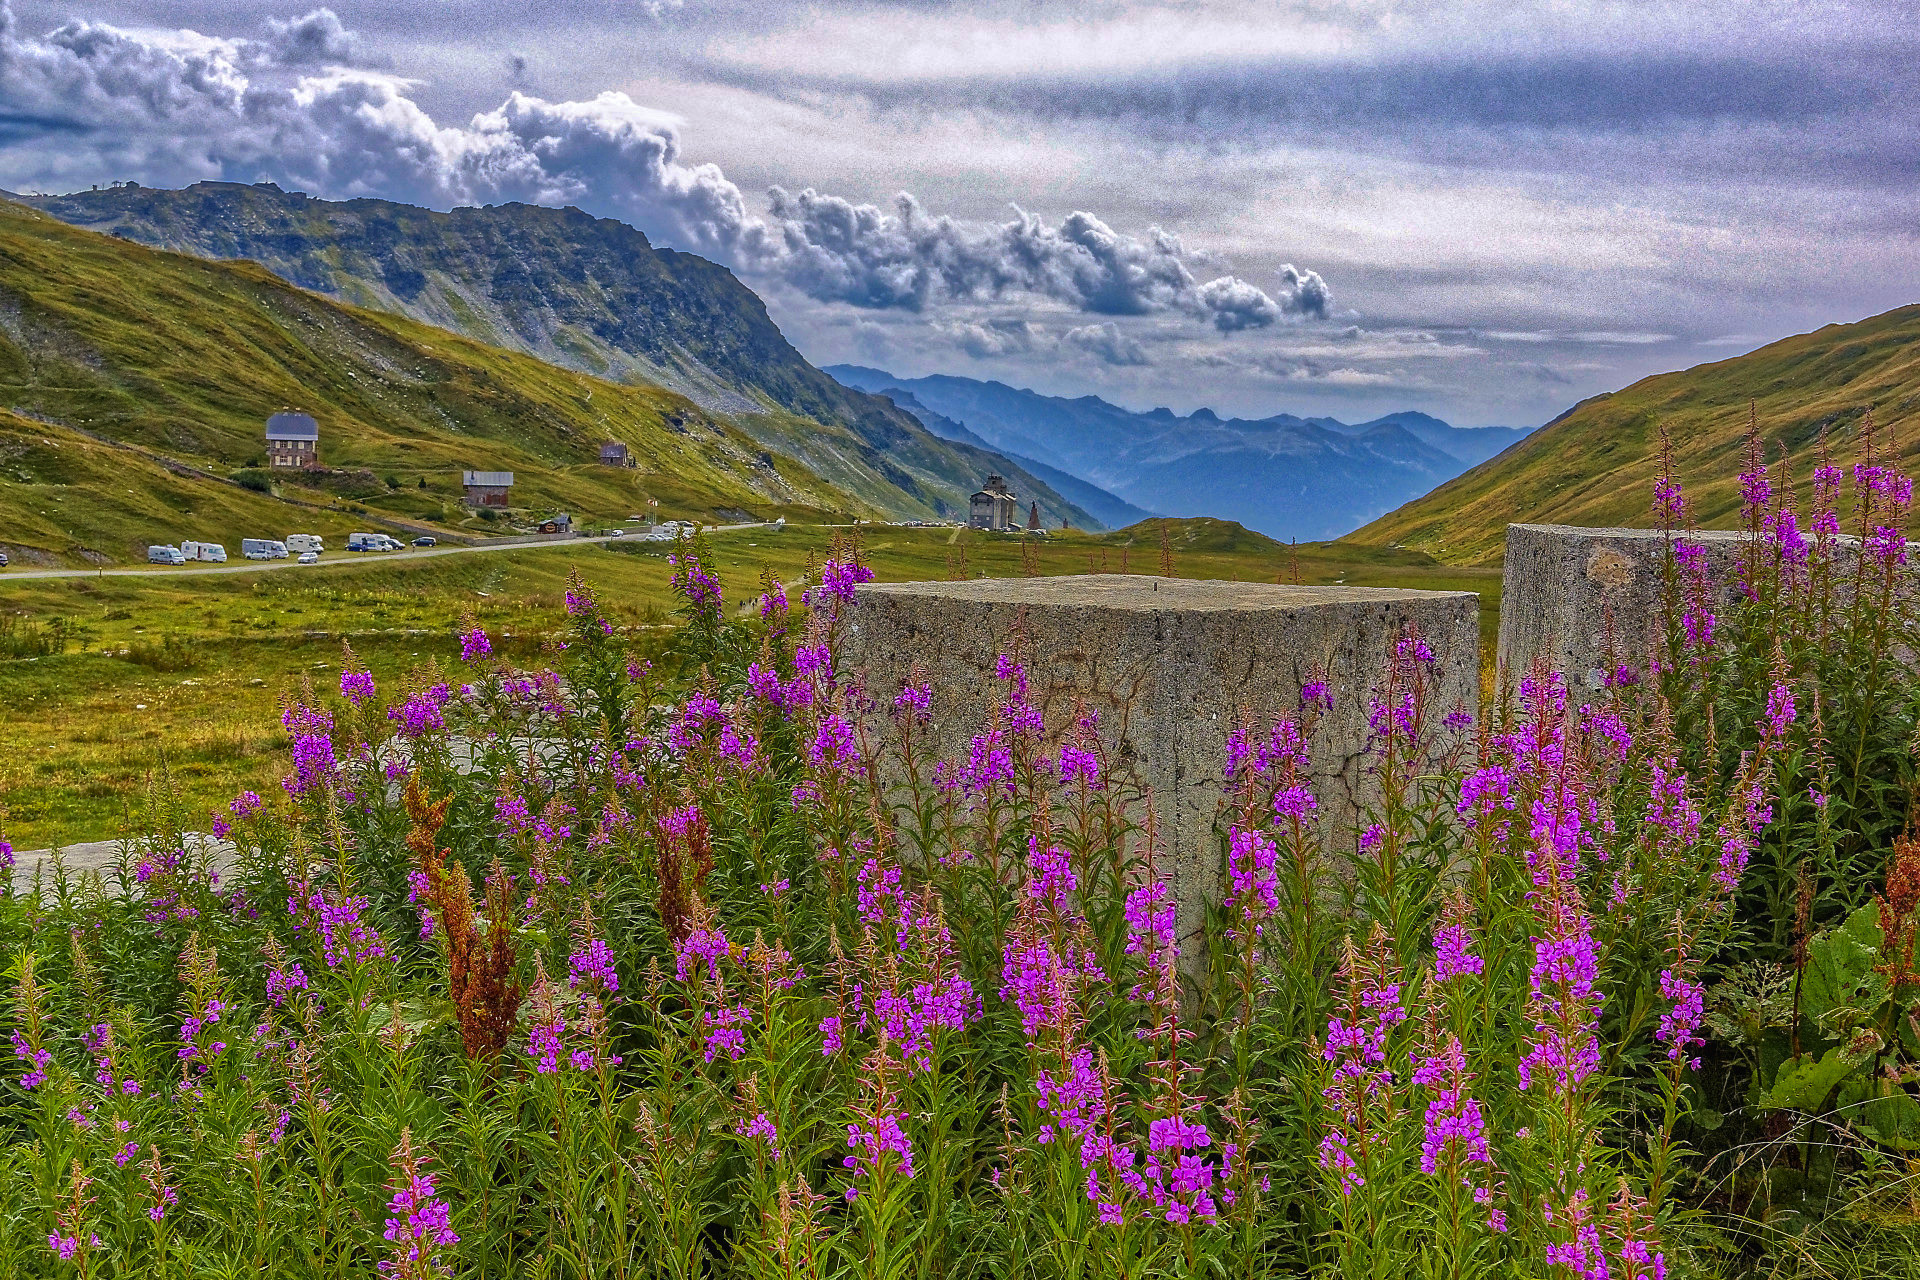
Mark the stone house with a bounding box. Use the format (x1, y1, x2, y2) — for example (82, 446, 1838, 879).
(598, 441, 634, 467)
(462, 470, 515, 507)
(265, 411, 318, 468)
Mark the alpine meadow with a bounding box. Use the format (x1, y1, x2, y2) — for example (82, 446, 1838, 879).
(3, 3, 1919, 1279)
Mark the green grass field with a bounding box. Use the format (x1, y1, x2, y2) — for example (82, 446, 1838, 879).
(0, 518, 1499, 848)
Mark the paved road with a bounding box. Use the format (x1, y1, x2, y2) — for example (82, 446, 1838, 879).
(0, 523, 778, 582)
(8, 833, 236, 892)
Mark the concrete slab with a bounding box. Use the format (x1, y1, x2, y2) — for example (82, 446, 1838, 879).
(840, 574, 1480, 951)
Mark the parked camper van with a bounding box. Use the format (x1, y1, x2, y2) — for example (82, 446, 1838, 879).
(285, 534, 325, 555)
(347, 532, 404, 553)
(242, 539, 289, 560)
(180, 541, 228, 563)
(147, 545, 186, 565)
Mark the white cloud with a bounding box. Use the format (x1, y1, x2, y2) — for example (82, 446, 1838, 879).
(0, 2, 1319, 337)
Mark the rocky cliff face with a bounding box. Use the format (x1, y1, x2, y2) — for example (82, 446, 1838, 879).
(22, 182, 1100, 528)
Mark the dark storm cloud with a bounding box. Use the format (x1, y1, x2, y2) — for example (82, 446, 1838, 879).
(690, 40, 1920, 189)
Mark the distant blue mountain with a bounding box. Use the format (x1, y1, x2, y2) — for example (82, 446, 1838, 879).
(826, 366, 1531, 541)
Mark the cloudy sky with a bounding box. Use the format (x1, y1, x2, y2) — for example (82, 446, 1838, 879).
(3, 1, 1916, 427)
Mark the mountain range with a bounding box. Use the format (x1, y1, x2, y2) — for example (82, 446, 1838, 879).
(1347, 303, 1920, 563)
(826, 366, 1532, 541)
(12, 182, 1100, 530)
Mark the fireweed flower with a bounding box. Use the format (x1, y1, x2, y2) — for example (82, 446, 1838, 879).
(265, 958, 310, 1006)
(568, 938, 619, 995)
(1672, 540, 1716, 654)
(675, 926, 733, 984)
(1713, 775, 1774, 892)
(494, 794, 534, 836)
(340, 668, 376, 705)
(1058, 742, 1101, 788)
(1766, 507, 1808, 567)
(1867, 524, 1909, 567)
(961, 729, 1015, 801)
(1655, 967, 1706, 1069)
(703, 1004, 754, 1063)
(1318, 932, 1407, 1196)
(1027, 840, 1078, 914)
(1410, 1033, 1493, 1184)
(892, 681, 932, 723)
(11, 1030, 51, 1090)
(282, 704, 339, 797)
(1225, 826, 1280, 927)
(668, 551, 723, 614)
(459, 626, 492, 662)
(1032, 1046, 1111, 1146)
(747, 663, 787, 708)
(142, 1150, 179, 1222)
(1653, 475, 1686, 527)
(1763, 683, 1797, 742)
(290, 884, 388, 969)
(379, 1130, 458, 1278)
(387, 685, 453, 738)
(737, 1111, 782, 1159)
(1082, 1105, 1224, 1226)
(1432, 893, 1485, 982)
(1517, 879, 1602, 1094)
(820, 556, 875, 603)
(844, 1110, 915, 1198)
(810, 714, 862, 777)
(1001, 923, 1105, 1044)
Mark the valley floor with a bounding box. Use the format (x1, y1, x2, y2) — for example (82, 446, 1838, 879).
(0, 520, 1499, 847)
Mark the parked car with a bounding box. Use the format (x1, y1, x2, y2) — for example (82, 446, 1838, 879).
(348, 532, 405, 553)
(609, 529, 625, 538)
(0, 550, 9, 567)
(297, 551, 319, 565)
(411, 536, 437, 547)
(242, 538, 289, 560)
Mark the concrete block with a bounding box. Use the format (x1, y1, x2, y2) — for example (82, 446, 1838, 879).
(1496, 523, 1881, 692)
(839, 575, 1480, 952)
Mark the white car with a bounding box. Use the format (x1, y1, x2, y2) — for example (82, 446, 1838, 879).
(609, 529, 625, 538)
(297, 551, 319, 565)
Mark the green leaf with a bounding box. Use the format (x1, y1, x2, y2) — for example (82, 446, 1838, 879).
(1840, 1080, 1920, 1151)
(1799, 902, 1884, 1023)
(1759, 1046, 1868, 1113)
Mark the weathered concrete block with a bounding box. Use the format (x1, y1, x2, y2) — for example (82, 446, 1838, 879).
(1496, 523, 1884, 691)
(840, 575, 1480, 951)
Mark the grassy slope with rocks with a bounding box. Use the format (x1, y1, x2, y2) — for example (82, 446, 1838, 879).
(18, 183, 1101, 530)
(1347, 303, 1920, 564)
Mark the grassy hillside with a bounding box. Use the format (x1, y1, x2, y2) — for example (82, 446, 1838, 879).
(1347, 304, 1920, 563)
(19, 183, 1102, 530)
(0, 198, 866, 564)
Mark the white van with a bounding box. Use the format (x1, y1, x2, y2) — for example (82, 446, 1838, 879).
(285, 534, 325, 555)
(147, 545, 186, 565)
(242, 539, 289, 560)
(180, 541, 228, 563)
